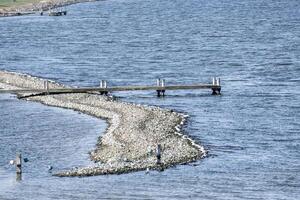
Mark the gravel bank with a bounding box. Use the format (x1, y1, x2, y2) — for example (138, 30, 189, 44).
(0, 70, 206, 176)
(0, 0, 96, 17)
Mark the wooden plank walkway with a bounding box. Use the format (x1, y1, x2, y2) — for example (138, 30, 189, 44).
(0, 78, 222, 96)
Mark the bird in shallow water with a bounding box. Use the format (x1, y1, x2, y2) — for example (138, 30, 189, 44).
(48, 165, 53, 172)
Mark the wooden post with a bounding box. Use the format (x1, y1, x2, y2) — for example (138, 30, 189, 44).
(161, 79, 165, 87)
(156, 79, 161, 87)
(16, 153, 22, 174)
(216, 78, 220, 86)
(217, 78, 221, 94)
(100, 80, 108, 95)
(156, 79, 161, 97)
(212, 78, 221, 95)
(100, 80, 103, 95)
(161, 79, 165, 96)
(44, 80, 49, 94)
(156, 79, 166, 97)
(104, 81, 108, 95)
(156, 144, 161, 165)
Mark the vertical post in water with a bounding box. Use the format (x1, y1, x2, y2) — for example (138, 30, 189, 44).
(100, 80, 103, 94)
(216, 78, 220, 86)
(104, 81, 108, 95)
(161, 79, 166, 97)
(16, 153, 22, 175)
(156, 79, 161, 87)
(44, 80, 49, 94)
(212, 77, 217, 95)
(212, 77, 216, 85)
(156, 79, 161, 97)
(100, 80, 108, 95)
(217, 78, 221, 95)
(161, 79, 165, 87)
(156, 144, 161, 165)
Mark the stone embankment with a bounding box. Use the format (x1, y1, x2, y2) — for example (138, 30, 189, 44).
(0, 70, 206, 176)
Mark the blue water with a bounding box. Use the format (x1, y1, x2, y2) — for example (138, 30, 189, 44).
(0, 0, 300, 199)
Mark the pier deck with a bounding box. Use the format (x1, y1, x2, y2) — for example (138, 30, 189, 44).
(0, 78, 222, 96)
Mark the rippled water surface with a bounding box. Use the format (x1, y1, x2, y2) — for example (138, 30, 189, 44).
(0, 0, 300, 199)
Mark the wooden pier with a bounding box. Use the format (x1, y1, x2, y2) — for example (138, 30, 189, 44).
(0, 78, 221, 97)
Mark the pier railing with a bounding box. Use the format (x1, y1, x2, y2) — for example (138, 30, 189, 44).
(0, 78, 221, 97)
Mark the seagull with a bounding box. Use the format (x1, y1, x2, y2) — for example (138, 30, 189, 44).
(146, 168, 150, 174)
(48, 165, 53, 172)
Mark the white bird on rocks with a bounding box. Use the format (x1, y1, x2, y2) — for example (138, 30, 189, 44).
(146, 167, 150, 174)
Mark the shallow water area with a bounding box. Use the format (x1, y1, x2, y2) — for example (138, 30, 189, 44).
(0, 0, 300, 199)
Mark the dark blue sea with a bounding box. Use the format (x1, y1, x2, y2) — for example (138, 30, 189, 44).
(0, 0, 299, 199)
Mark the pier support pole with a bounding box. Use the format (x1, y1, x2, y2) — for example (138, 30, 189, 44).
(16, 153, 22, 181)
(100, 80, 108, 95)
(157, 90, 161, 97)
(156, 79, 161, 97)
(212, 77, 221, 95)
(212, 77, 217, 95)
(216, 78, 221, 95)
(156, 79, 166, 97)
(44, 80, 49, 94)
(104, 80, 108, 95)
(161, 79, 165, 97)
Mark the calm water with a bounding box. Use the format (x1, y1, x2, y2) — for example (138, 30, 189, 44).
(0, 0, 300, 199)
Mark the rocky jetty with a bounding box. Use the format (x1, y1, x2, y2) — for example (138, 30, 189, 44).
(0, 0, 95, 17)
(0, 70, 206, 176)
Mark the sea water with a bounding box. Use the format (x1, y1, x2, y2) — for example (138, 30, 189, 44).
(0, 0, 299, 199)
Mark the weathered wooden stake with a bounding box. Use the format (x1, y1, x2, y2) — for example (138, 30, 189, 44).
(156, 144, 161, 165)
(212, 77, 221, 95)
(16, 153, 22, 175)
(100, 80, 108, 95)
(161, 79, 165, 87)
(212, 77, 216, 85)
(212, 89, 217, 95)
(44, 80, 49, 94)
(156, 79, 161, 87)
(156, 79, 161, 97)
(156, 79, 166, 97)
(161, 79, 166, 96)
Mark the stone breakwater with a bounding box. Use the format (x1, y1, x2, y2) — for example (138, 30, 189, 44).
(0, 0, 96, 17)
(0, 71, 206, 176)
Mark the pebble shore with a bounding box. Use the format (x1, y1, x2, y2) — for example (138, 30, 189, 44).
(0, 0, 95, 17)
(0, 70, 206, 176)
